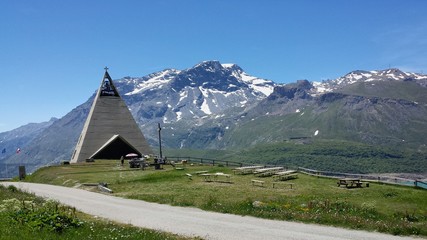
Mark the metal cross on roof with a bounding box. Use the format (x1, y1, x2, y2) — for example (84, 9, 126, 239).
(104, 66, 109, 72)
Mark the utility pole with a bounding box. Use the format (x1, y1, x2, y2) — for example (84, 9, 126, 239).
(158, 123, 163, 161)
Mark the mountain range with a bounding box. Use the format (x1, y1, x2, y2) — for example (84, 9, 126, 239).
(1, 61, 427, 176)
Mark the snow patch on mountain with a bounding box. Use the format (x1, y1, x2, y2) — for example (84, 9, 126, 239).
(199, 86, 210, 98)
(176, 111, 182, 121)
(201, 98, 212, 115)
(124, 69, 180, 96)
(178, 91, 187, 103)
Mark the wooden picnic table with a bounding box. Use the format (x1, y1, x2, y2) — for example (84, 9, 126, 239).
(200, 173, 214, 182)
(254, 167, 284, 173)
(201, 173, 232, 183)
(233, 166, 263, 175)
(254, 167, 284, 177)
(274, 170, 297, 175)
(337, 178, 363, 188)
(235, 166, 263, 170)
(273, 170, 298, 181)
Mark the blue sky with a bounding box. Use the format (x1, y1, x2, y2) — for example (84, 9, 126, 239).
(1, 0, 427, 132)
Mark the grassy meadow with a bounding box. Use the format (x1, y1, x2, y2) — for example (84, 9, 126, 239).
(0, 183, 200, 240)
(23, 160, 427, 237)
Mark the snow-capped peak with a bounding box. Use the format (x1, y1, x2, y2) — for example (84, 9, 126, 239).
(311, 68, 427, 95)
(221, 63, 237, 68)
(222, 63, 275, 96)
(114, 60, 277, 127)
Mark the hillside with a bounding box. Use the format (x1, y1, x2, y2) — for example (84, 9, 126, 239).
(164, 139, 427, 176)
(180, 78, 427, 152)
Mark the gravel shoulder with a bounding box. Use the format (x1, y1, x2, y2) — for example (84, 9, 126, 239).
(0, 182, 420, 240)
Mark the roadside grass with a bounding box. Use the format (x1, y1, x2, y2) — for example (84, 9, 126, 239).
(26, 161, 427, 237)
(0, 184, 200, 240)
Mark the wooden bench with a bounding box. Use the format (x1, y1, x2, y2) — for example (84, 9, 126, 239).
(272, 182, 294, 189)
(200, 173, 232, 183)
(200, 173, 214, 182)
(273, 173, 298, 181)
(214, 173, 232, 183)
(251, 179, 265, 187)
(97, 183, 113, 193)
(185, 173, 193, 180)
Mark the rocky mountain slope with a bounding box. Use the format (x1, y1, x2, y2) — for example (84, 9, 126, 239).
(0, 118, 57, 177)
(1, 62, 427, 175)
(116, 61, 275, 145)
(162, 68, 427, 150)
(222, 78, 427, 150)
(0, 118, 57, 161)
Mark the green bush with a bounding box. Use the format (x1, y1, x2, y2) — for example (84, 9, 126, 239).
(7, 185, 18, 192)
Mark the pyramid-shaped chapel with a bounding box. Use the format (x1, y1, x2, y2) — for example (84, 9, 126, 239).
(70, 68, 153, 163)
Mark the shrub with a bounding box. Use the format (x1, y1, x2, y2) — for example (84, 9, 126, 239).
(7, 185, 18, 192)
(2, 198, 83, 233)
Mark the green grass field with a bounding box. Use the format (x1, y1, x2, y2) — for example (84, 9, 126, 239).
(25, 160, 427, 237)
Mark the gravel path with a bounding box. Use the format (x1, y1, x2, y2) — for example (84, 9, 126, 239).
(0, 182, 419, 240)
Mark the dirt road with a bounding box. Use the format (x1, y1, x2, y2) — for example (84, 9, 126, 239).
(0, 182, 418, 240)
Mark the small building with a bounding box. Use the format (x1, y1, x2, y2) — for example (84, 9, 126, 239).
(70, 68, 153, 163)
